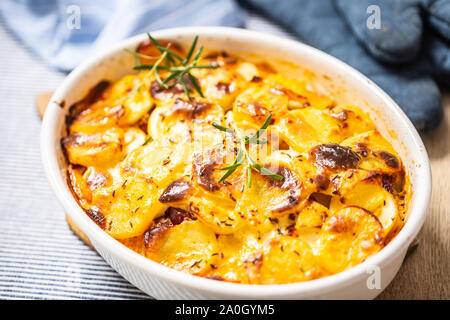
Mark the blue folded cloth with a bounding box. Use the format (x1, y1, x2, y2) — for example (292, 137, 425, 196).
(241, 0, 449, 133)
(0, 0, 245, 71)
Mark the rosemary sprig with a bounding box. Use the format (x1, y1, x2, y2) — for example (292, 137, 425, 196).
(212, 113, 283, 187)
(126, 34, 217, 100)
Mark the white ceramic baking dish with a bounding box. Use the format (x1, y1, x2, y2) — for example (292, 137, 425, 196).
(41, 27, 431, 299)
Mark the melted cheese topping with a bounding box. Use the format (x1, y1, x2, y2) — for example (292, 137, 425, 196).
(64, 41, 410, 284)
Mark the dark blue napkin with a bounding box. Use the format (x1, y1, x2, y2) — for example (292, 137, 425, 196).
(241, 0, 450, 133)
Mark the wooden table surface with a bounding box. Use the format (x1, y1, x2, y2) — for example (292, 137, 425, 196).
(377, 90, 450, 299)
(36, 90, 450, 299)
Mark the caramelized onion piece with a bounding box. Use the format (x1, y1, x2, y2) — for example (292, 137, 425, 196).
(159, 179, 191, 203)
(376, 150, 400, 169)
(265, 166, 302, 213)
(85, 206, 105, 229)
(311, 143, 360, 170)
(144, 207, 193, 247)
(167, 98, 211, 119)
(193, 153, 220, 192)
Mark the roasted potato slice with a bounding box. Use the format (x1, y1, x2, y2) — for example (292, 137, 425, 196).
(136, 38, 185, 65)
(319, 206, 384, 273)
(276, 108, 343, 153)
(233, 85, 288, 128)
(106, 74, 154, 125)
(186, 147, 247, 234)
(120, 137, 190, 184)
(191, 58, 255, 110)
(208, 232, 261, 283)
(69, 102, 125, 134)
(70, 75, 153, 132)
(62, 128, 124, 167)
(146, 220, 218, 276)
(235, 152, 312, 231)
(296, 226, 322, 248)
(330, 182, 399, 237)
(148, 97, 224, 145)
(119, 86, 153, 125)
(296, 200, 329, 228)
(265, 74, 334, 110)
(123, 127, 147, 154)
(329, 104, 375, 137)
(246, 236, 320, 284)
(91, 177, 167, 239)
(152, 142, 246, 235)
(188, 190, 244, 235)
(341, 130, 402, 175)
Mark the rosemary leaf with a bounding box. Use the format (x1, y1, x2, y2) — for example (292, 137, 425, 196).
(179, 76, 191, 100)
(189, 65, 218, 69)
(133, 65, 170, 70)
(218, 165, 239, 183)
(193, 45, 204, 63)
(125, 49, 161, 62)
(248, 113, 272, 143)
(188, 73, 203, 98)
(256, 164, 283, 180)
(248, 166, 253, 188)
(184, 35, 198, 64)
(162, 69, 181, 85)
(142, 136, 152, 146)
(211, 122, 235, 134)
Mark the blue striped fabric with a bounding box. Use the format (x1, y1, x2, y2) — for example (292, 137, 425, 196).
(0, 19, 150, 300)
(0, 13, 292, 300)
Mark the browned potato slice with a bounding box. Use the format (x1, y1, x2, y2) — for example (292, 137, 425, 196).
(330, 182, 399, 237)
(62, 128, 124, 167)
(123, 127, 147, 154)
(296, 200, 329, 228)
(146, 220, 218, 276)
(207, 232, 261, 283)
(296, 226, 322, 248)
(319, 206, 384, 273)
(329, 104, 375, 137)
(191, 58, 256, 110)
(69, 102, 125, 134)
(276, 108, 343, 153)
(246, 236, 320, 284)
(185, 147, 247, 234)
(120, 138, 190, 184)
(148, 97, 224, 146)
(341, 130, 402, 175)
(235, 151, 313, 231)
(106, 74, 153, 125)
(188, 189, 244, 235)
(70, 75, 153, 132)
(233, 85, 288, 129)
(265, 74, 334, 110)
(91, 177, 167, 239)
(119, 85, 152, 125)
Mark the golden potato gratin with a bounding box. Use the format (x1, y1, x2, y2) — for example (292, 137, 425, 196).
(63, 35, 410, 284)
